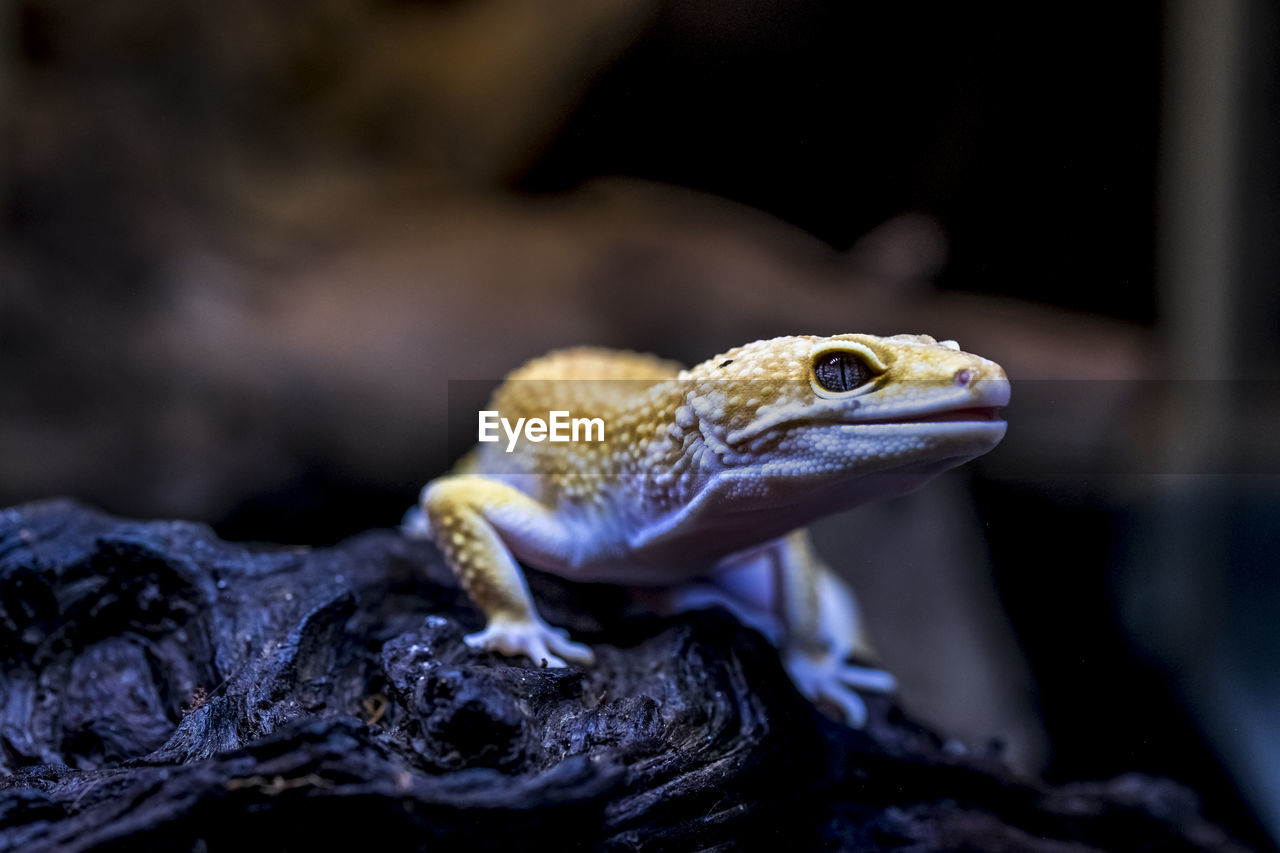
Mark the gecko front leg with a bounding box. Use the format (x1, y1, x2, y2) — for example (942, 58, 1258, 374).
(420, 475, 594, 668)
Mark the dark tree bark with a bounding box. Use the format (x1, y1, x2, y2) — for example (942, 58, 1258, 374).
(0, 501, 1244, 852)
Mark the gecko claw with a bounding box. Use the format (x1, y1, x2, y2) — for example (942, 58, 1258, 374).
(465, 620, 596, 668)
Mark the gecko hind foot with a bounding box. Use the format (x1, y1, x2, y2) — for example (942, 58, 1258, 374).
(464, 620, 596, 669)
(783, 649, 896, 728)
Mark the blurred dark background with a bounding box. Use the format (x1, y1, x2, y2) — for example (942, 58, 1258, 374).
(2, 1, 1278, 848)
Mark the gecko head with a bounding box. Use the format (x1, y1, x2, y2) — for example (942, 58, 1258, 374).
(671, 334, 1009, 502)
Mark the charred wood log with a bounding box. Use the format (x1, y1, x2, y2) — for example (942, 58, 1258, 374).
(0, 501, 1243, 852)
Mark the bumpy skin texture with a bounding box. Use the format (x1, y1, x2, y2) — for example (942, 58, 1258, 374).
(414, 334, 1009, 725)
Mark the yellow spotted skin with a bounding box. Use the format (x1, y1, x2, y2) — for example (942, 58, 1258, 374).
(480, 346, 682, 506)
(415, 334, 1009, 724)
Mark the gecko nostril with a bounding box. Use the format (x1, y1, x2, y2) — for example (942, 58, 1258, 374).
(954, 369, 973, 387)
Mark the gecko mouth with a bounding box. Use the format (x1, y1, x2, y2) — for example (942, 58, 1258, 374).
(857, 406, 1005, 426)
(913, 406, 1004, 423)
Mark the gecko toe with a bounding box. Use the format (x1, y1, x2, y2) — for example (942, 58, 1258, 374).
(546, 633, 596, 666)
(784, 648, 891, 728)
(821, 686, 869, 728)
(835, 662, 897, 694)
(464, 621, 592, 669)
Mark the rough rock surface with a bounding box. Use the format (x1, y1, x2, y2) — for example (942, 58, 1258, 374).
(0, 501, 1244, 851)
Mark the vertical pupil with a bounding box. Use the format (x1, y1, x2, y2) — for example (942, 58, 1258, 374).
(817, 352, 863, 391)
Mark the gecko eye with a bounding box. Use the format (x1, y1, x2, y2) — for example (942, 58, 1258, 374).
(813, 350, 872, 393)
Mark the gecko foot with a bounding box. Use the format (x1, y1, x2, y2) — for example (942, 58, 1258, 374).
(464, 620, 596, 669)
(783, 649, 896, 728)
